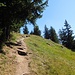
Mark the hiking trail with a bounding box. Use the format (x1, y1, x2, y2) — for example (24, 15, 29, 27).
(14, 37, 31, 75)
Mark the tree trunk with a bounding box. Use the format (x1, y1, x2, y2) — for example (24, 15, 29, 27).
(6, 25, 10, 40)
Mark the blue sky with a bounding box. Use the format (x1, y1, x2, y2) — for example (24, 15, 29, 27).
(21, 0, 75, 36)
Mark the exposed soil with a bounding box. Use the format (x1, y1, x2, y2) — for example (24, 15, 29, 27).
(4, 35, 32, 75)
(5, 36, 32, 75)
(15, 38, 31, 75)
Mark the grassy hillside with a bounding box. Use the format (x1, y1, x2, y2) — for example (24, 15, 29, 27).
(0, 33, 75, 75)
(25, 35, 75, 75)
(0, 33, 22, 75)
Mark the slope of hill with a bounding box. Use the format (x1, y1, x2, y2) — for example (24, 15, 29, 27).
(25, 35, 75, 75)
(0, 33, 75, 75)
(0, 33, 23, 75)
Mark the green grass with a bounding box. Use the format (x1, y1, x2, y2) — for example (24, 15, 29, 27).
(25, 35, 75, 75)
(0, 32, 20, 75)
(1, 33, 75, 75)
(0, 51, 16, 75)
(10, 32, 22, 42)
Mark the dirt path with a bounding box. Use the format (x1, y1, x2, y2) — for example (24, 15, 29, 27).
(15, 38, 31, 75)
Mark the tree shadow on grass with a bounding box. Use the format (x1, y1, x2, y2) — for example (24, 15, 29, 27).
(0, 49, 6, 55)
(0, 43, 6, 55)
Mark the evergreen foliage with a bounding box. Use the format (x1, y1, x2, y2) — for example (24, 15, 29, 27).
(30, 31, 34, 35)
(33, 25, 41, 36)
(44, 25, 49, 39)
(0, 0, 48, 48)
(23, 25, 29, 34)
(59, 20, 74, 49)
(49, 26, 59, 43)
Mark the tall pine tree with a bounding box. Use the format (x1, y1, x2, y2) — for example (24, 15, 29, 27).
(0, 0, 48, 41)
(49, 26, 59, 43)
(0, 0, 48, 49)
(44, 25, 49, 39)
(33, 25, 41, 36)
(59, 20, 74, 49)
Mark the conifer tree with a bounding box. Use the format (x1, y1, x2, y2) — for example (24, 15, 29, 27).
(44, 25, 49, 39)
(59, 20, 74, 49)
(0, 0, 48, 41)
(49, 26, 59, 43)
(30, 31, 34, 35)
(33, 25, 41, 36)
(0, 0, 48, 49)
(23, 25, 29, 34)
